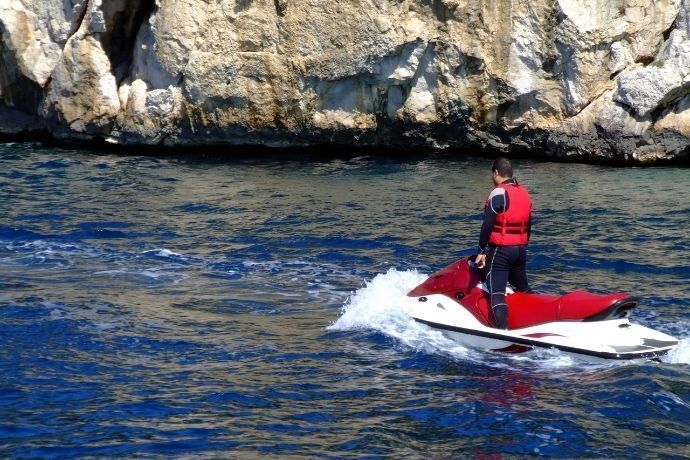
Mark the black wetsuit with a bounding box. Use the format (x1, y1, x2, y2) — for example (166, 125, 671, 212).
(478, 179, 532, 329)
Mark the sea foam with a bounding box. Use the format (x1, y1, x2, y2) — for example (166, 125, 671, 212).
(329, 268, 474, 359)
(330, 268, 689, 367)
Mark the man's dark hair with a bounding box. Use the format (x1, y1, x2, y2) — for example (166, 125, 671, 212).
(492, 157, 513, 178)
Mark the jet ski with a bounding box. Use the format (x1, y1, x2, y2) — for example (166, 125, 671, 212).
(403, 256, 678, 360)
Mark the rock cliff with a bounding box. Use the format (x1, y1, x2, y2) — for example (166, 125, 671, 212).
(2, 0, 690, 163)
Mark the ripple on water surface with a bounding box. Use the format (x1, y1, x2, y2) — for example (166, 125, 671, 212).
(0, 145, 688, 457)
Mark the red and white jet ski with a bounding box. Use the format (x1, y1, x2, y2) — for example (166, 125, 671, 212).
(404, 256, 678, 360)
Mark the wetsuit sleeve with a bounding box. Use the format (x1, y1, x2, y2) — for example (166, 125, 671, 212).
(478, 189, 506, 253)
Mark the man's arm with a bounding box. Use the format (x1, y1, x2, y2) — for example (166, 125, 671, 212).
(478, 188, 506, 254)
(478, 205, 498, 253)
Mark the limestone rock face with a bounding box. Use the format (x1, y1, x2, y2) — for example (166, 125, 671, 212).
(1, 0, 690, 163)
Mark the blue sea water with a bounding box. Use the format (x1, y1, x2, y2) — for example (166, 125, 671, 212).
(0, 142, 688, 458)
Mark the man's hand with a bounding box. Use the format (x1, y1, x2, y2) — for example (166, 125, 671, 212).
(475, 254, 486, 269)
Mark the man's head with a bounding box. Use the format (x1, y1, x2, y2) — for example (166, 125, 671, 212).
(491, 157, 513, 185)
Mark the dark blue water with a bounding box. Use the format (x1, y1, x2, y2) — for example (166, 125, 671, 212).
(0, 142, 688, 458)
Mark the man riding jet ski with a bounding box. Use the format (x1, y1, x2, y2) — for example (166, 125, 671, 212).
(475, 157, 533, 330)
(403, 158, 677, 360)
(403, 256, 678, 360)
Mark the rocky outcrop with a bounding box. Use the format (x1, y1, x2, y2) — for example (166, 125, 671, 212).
(1, 0, 690, 163)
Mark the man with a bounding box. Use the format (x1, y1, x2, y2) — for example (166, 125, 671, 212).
(475, 157, 532, 329)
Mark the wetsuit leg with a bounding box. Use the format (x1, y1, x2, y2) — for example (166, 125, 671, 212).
(508, 245, 532, 293)
(485, 246, 511, 329)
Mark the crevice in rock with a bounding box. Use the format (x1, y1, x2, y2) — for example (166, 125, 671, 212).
(68, 0, 90, 41)
(614, 99, 636, 116)
(609, 69, 623, 80)
(541, 56, 558, 75)
(495, 99, 514, 121)
(0, 23, 44, 114)
(562, 87, 607, 119)
(100, 0, 156, 85)
(235, 0, 253, 14)
(274, 0, 288, 17)
(611, 99, 655, 125)
(662, 19, 676, 42)
(418, 0, 456, 23)
(406, 41, 437, 93)
(635, 56, 654, 66)
(649, 82, 690, 121)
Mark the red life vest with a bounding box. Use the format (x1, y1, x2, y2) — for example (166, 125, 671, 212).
(487, 182, 532, 246)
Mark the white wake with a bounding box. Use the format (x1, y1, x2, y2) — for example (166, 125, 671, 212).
(663, 337, 690, 365)
(329, 268, 690, 367)
(330, 268, 484, 362)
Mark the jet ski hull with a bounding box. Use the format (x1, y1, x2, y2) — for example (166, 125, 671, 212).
(403, 294, 678, 361)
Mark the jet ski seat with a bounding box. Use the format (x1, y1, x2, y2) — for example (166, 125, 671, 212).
(504, 291, 637, 329)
